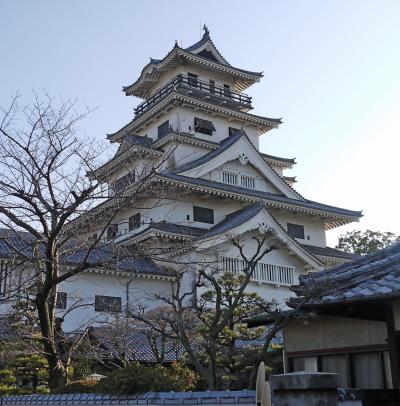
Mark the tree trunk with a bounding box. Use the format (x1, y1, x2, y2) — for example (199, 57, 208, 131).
(47, 358, 67, 389)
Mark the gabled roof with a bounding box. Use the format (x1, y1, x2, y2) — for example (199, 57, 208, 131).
(157, 172, 362, 229)
(170, 131, 302, 201)
(123, 30, 263, 99)
(291, 243, 400, 306)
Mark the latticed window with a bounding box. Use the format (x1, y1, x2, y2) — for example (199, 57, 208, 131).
(56, 292, 67, 309)
(95, 295, 122, 313)
(113, 172, 135, 193)
(129, 213, 141, 231)
(193, 206, 214, 224)
(222, 171, 238, 185)
(287, 223, 305, 239)
(241, 175, 255, 189)
(157, 120, 170, 139)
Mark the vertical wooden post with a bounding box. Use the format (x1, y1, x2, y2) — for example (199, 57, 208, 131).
(385, 301, 400, 389)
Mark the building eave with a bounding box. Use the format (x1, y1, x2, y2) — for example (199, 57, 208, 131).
(107, 93, 281, 143)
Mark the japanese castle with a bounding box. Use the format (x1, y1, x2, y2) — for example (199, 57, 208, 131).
(0, 28, 362, 331)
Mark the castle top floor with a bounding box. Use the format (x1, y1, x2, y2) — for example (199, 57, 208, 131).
(123, 26, 263, 103)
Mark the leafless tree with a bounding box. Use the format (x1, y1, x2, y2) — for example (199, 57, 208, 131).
(128, 231, 293, 390)
(0, 92, 178, 389)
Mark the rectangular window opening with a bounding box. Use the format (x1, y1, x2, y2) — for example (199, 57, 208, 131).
(193, 206, 214, 224)
(56, 292, 67, 309)
(194, 117, 215, 136)
(224, 84, 231, 98)
(241, 175, 255, 189)
(158, 120, 170, 139)
(95, 295, 122, 313)
(287, 223, 305, 239)
(209, 80, 215, 94)
(188, 73, 198, 87)
(222, 171, 238, 185)
(129, 213, 141, 231)
(107, 224, 118, 240)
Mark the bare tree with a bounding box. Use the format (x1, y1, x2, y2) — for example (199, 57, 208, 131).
(0, 92, 176, 389)
(129, 231, 288, 390)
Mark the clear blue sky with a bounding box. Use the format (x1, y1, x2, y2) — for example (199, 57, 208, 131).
(1, 0, 400, 245)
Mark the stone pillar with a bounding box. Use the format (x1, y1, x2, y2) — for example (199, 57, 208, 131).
(269, 371, 338, 406)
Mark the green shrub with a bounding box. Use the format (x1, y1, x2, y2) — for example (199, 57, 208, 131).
(98, 362, 197, 394)
(53, 380, 99, 394)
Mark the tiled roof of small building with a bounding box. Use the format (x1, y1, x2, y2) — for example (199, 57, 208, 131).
(291, 243, 400, 306)
(2, 390, 256, 405)
(301, 244, 360, 260)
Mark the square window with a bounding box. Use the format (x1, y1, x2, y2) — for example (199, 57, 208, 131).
(287, 223, 305, 239)
(193, 206, 214, 224)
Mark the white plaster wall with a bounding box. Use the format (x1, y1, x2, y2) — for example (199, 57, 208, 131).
(270, 209, 327, 247)
(57, 271, 171, 332)
(204, 160, 281, 195)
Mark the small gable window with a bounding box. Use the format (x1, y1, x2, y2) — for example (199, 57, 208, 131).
(129, 213, 141, 231)
(158, 120, 170, 139)
(188, 73, 198, 87)
(229, 127, 244, 137)
(287, 223, 305, 239)
(194, 117, 215, 136)
(193, 206, 214, 224)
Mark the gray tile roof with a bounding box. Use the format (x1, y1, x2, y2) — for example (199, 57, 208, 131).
(159, 173, 362, 219)
(125, 134, 154, 149)
(291, 242, 400, 305)
(260, 153, 296, 165)
(301, 244, 360, 260)
(200, 204, 264, 239)
(2, 390, 256, 405)
(0, 230, 167, 277)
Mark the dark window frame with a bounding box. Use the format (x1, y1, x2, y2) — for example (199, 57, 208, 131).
(107, 224, 118, 240)
(188, 72, 198, 87)
(129, 213, 141, 231)
(193, 206, 214, 224)
(223, 84, 231, 98)
(113, 172, 135, 194)
(158, 120, 170, 139)
(194, 117, 215, 136)
(209, 80, 215, 94)
(287, 223, 305, 239)
(95, 295, 122, 313)
(56, 292, 67, 309)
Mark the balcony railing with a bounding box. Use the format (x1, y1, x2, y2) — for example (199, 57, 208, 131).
(221, 257, 296, 286)
(134, 75, 252, 117)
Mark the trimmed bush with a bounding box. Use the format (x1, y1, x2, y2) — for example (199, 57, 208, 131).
(53, 380, 100, 394)
(98, 363, 197, 394)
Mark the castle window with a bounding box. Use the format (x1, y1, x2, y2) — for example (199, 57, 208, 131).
(56, 292, 67, 309)
(209, 80, 215, 94)
(287, 223, 305, 239)
(95, 295, 122, 313)
(222, 171, 238, 185)
(194, 117, 215, 135)
(188, 73, 198, 87)
(129, 213, 141, 231)
(241, 175, 255, 189)
(114, 172, 135, 193)
(107, 224, 118, 240)
(229, 127, 243, 137)
(223, 84, 231, 98)
(158, 120, 170, 139)
(193, 206, 214, 224)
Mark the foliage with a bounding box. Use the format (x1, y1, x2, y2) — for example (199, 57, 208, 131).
(97, 362, 197, 394)
(336, 230, 400, 255)
(53, 380, 100, 394)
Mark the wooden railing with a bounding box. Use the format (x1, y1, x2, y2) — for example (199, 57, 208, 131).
(134, 75, 252, 116)
(221, 257, 296, 286)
